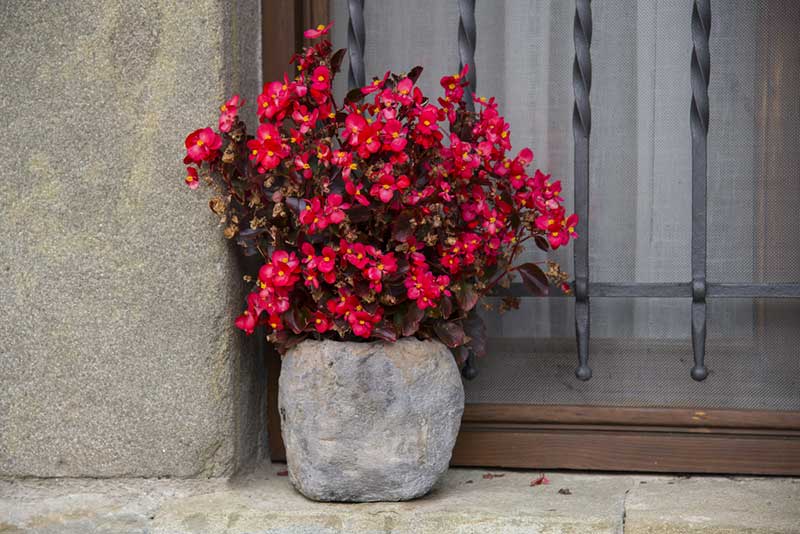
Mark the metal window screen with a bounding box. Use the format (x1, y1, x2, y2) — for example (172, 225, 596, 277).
(464, 0, 800, 410)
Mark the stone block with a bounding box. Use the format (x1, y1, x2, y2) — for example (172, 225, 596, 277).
(0, 0, 265, 477)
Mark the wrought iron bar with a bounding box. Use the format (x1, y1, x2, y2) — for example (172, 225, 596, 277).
(457, 0, 477, 111)
(572, 0, 592, 381)
(347, 0, 366, 90)
(690, 0, 711, 381)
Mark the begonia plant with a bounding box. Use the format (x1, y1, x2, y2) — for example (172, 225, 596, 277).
(182, 23, 576, 359)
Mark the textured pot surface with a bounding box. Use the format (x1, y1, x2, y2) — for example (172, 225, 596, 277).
(279, 338, 465, 502)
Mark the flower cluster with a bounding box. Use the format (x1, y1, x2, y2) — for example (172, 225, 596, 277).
(182, 23, 576, 354)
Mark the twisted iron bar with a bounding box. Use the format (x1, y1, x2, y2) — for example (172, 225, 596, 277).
(347, 0, 366, 90)
(457, 0, 477, 111)
(690, 0, 711, 381)
(572, 0, 592, 139)
(572, 0, 592, 381)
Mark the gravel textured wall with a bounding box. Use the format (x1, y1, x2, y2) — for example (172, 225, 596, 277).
(0, 0, 266, 477)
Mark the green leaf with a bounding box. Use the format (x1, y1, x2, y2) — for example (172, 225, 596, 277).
(433, 320, 466, 348)
(517, 262, 549, 296)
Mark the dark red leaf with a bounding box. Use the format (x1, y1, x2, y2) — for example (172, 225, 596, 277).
(285, 308, 307, 335)
(455, 283, 479, 313)
(534, 235, 550, 252)
(402, 304, 425, 337)
(372, 321, 398, 343)
(284, 197, 306, 216)
(407, 65, 424, 84)
(463, 312, 487, 357)
(438, 295, 453, 319)
(517, 263, 549, 297)
(433, 320, 466, 348)
(330, 48, 346, 74)
(482, 473, 505, 480)
(345, 87, 365, 104)
(276, 470, 288, 477)
(391, 211, 415, 242)
(347, 206, 372, 223)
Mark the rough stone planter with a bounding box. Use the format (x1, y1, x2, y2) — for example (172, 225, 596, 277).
(278, 337, 465, 502)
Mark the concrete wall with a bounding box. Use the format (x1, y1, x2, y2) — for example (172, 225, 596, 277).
(0, 0, 266, 477)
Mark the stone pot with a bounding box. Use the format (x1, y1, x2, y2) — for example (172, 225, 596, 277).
(278, 337, 465, 502)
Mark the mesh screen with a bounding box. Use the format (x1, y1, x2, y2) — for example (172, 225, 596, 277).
(707, 0, 800, 283)
(464, 0, 800, 411)
(466, 298, 800, 410)
(588, 0, 691, 285)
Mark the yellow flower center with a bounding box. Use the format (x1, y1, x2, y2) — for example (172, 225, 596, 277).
(316, 24, 325, 30)
(423, 120, 430, 126)
(196, 139, 204, 146)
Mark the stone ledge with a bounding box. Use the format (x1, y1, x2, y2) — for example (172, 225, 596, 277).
(1, 466, 798, 533)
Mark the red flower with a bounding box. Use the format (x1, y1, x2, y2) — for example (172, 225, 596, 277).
(324, 194, 349, 224)
(292, 104, 319, 134)
(416, 105, 440, 135)
(311, 311, 331, 333)
(356, 123, 382, 158)
(345, 179, 370, 206)
(364, 251, 397, 292)
(370, 174, 410, 203)
(218, 94, 243, 132)
(311, 65, 331, 92)
(348, 310, 381, 338)
(247, 123, 289, 172)
(361, 71, 390, 95)
(266, 314, 284, 331)
(303, 22, 332, 39)
(184, 167, 200, 190)
(294, 152, 313, 179)
(260, 251, 300, 287)
(257, 81, 291, 121)
(343, 113, 368, 146)
(343, 241, 370, 269)
(184, 128, 222, 164)
(317, 247, 336, 273)
(235, 309, 258, 334)
(382, 119, 408, 152)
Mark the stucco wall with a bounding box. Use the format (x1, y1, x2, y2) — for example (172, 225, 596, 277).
(0, 0, 265, 477)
